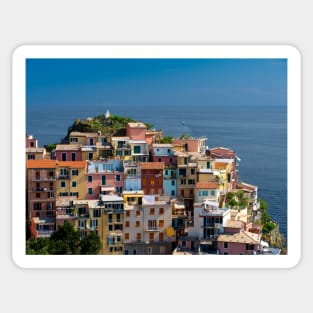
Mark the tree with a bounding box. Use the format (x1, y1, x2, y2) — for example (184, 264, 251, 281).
(49, 222, 80, 255)
(159, 136, 173, 144)
(236, 190, 248, 209)
(80, 231, 101, 255)
(26, 238, 50, 255)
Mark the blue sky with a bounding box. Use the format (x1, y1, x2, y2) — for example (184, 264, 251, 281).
(26, 58, 287, 107)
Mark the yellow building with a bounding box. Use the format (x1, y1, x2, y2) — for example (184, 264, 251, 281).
(56, 161, 87, 199)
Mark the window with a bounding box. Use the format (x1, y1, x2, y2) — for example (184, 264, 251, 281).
(207, 161, 211, 169)
(88, 175, 92, 183)
(126, 211, 130, 217)
(89, 138, 94, 146)
(116, 213, 121, 222)
(223, 252, 228, 255)
(142, 178, 147, 185)
(88, 152, 93, 160)
(116, 175, 120, 182)
(158, 157, 162, 162)
(150, 179, 155, 185)
(148, 220, 157, 230)
(72, 181, 77, 188)
(159, 220, 164, 227)
(125, 221, 130, 227)
(125, 233, 129, 240)
(181, 179, 186, 185)
(48, 192, 55, 198)
(71, 152, 76, 161)
(135, 221, 140, 228)
(79, 219, 86, 229)
(90, 219, 98, 230)
(33, 203, 41, 210)
(61, 152, 66, 161)
(150, 208, 155, 215)
(171, 190, 175, 196)
(101, 175, 106, 185)
(246, 244, 254, 251)
(191, 168, 195, 175)
(159, 207, 164, 215)
(60, 168, 68, 176)
(70, 192, 78, 197)
(159, 232, 164, 242)
(93, 209, 101, 217)
(224, 242, 228, 249)
(199, 190, 208, 197)
(149, 233, 154, 241)
(60, 181, 66, 188)
(108, 214, 112, 223)
(114, 224, 123, 231)
(30, 141, 35, 147)
(134, 146, 141, 154)
(88, 187, 92, 195)
(136, 210, 140, 217)
(36, 193, 40, 198)
(72, 169, 78, 176)
(171, 180, 175, 186)
(78, 207, 86, 215)
(136, 233, 141, 241)
(210, 190, 215, 196)
(27, 154, 35, 160)
(108, 225, 113, 231)
(70, 137, 78, 143)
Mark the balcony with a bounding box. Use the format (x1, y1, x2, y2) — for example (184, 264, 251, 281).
(32, 188, 55, 192)
(36, 230, 55, 237)
(144, 227, 160, 232)
(32, 176, 56, 181)
(57, 175, 70, 180)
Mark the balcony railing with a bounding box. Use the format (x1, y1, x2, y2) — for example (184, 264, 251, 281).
(32, 188, 55, 192)
(36, 230, 55, 237)
(32, 176, 56, 181)
(144, 227, 160, 232)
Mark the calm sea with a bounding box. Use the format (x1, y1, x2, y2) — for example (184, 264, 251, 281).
(26, 103, 287, 241)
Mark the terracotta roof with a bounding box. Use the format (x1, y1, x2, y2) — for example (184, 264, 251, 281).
(196, 182, 218, 189)
(27, 160, 57, 169)
(210, 147, 235, 158)
(127, 122, 147, 128)
(57, 161, 87, 168)
(224, 220, 244, 229)
(55, 144, 81, 151)
(217, 232, 259, 244)
(139, 162, 164, 170)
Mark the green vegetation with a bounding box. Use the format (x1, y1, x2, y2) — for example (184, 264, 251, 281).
(44, 143, 57, 152)
(26, 222, 101, 255)
(225, 190, 248, 210)
(180, 133, 190, 139)
(62, 114, 153, 143)
(159, 136, 173, 144)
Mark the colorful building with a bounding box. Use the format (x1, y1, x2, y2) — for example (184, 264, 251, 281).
(140, 162, 164, 195)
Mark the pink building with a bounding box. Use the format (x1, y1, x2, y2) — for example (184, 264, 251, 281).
(85, 160, 124, 199)
(55, 144, 82, 161)
(126, 122, 147, 140)
(217, 232, 261, 255)
(26, 134, 38, 148)
(172, 137, 207, 153)
(151, 144, 177, 168)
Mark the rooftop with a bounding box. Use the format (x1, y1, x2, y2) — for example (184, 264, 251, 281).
(57, 161, 87, 168)
(69, 131, 99, 137)
(127, 122, 147, 128)
(55, 144, 81, 151)
(27, 159, 56, 169)
(217, 231, 260, 244)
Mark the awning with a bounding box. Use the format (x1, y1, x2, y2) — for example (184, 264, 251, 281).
(101, 186, 115, 191)
(166, 227, 175, 237)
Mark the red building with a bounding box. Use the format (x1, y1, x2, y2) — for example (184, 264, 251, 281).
(140, 162, 164, 195)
